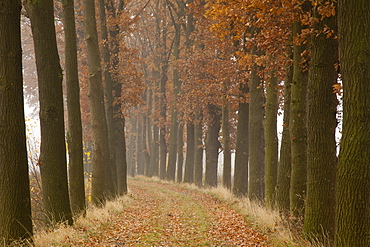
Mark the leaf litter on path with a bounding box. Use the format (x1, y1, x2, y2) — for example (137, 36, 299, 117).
(83, 177, 270, 246)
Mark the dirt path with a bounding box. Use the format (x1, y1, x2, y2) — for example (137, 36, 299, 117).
(84, 177, 269, 246)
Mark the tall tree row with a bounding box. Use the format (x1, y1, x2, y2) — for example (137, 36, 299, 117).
(124, 0, 360, 245)
(3, 0, 370, 245)
(0, 0, 33, 242)
(25, 0, 73, 225)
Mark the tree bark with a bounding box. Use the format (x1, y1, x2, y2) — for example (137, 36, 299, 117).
(289, 19, 309, 217)
(222, 105, 231, 189)
(264, 76, 279, 208)
(248, 69, 265, 202)
(205, 105, 221, 187)
(177, 124, 184, 182)
(106, 0, 127, 195)
(335, 1, 370, 245)
(166, 18, 181, 181)
(136, 120, 145, 175)
(62, 0, 86, 216)
(184, 122, 195, 183)
(166, 110, 178, 181)
(83, 0, 113, 204)
(303, 4, 338, 243)
(194, 114, 204, 187)
(25, 0, 73, 224)
(0, 1, 33, 242)
(276, 61, 293, 213)
(233, 83, 249, 197)
(98, 0, 117, 196)
(149, 123, 160, 177)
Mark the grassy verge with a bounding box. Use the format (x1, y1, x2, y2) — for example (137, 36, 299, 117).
(32, 196, 133, 246)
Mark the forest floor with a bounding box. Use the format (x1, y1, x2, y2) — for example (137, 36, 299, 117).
(34, 177, 298, 246)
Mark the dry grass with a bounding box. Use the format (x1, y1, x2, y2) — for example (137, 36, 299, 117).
(32, 195, 132, 247)
(206, 186, 298, 246)
(194, 185, 326, 247)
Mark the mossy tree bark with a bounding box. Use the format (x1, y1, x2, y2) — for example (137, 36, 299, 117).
(25, 0, 73, 224)
(248, 69, 265, 202)
(289, 20, 309, 217)
(303, 3, 338, 243)
(0, 2, 33, 242)
(233, 83, 249, 197)
(205, 105, 221, 187)
(83, 0, 113, 204)
(264, 76, 279, 208)
(62, 0, 86, 215)
(335, 1, 370, 245)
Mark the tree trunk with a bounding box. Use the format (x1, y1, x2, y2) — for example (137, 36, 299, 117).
(159, 124, 167, 179)
(205, 105, 221, 187)
(248, 69, 265, 202)
(62, 0, 86, 215)
(184, 122, 195, 183)
(303, 4, 338, 243)
(166, 110, 178, 181)
(145, 90, 153, 177)
(177, 124, 184, 182)
(136, 120, 145, 175)
(129, 118, 137, 177)
(233, 83, 249, 197)
(289, 20, 309, 217)
(142, 112, 150, 175)
(115, 117, 128, 195)
(107, 0, 127, 195)
(83, 0, 113, 204)
(264, 76, 279, 208)
(276, 61, 293, 213)
(335, 1, 370, 245)
(159, 0, 168, 180)
(222, 105, 231, 190)
(194, 114, 204, 187)
(0, 2, 33, 242)
(166, 19, 181, 181)
(98, 0, 117, 196)
(25, 0, 73, 224)
(150, 125, 160, 177)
